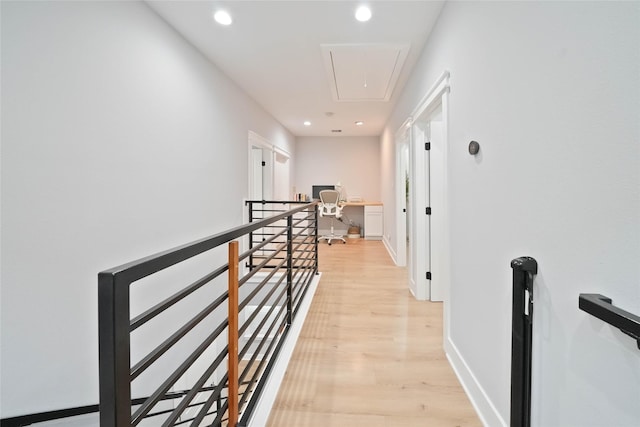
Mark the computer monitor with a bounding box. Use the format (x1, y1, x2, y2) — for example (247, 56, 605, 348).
(312, 185, 335, 200)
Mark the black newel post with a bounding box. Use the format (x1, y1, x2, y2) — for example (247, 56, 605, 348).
(510, 256, 538, 427)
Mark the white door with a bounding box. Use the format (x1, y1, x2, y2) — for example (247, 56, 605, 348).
(410, 104, 445, 302)
(423, 124, 432, 300)
(247, 132, 275, 266)
(409, 122, 429, 300)
(248, 131, 274, 203)
(428, 109, 444, 301)
(251, 147, 263, 200)
(429, 109, 446, 301)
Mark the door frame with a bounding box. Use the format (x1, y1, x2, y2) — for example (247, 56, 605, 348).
(402, 71, 450, 307)
(422, 112, 444, 302)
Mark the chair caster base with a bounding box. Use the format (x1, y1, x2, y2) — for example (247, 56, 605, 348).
(318, 236, 346, 246)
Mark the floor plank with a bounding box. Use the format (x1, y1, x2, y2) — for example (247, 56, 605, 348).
(267, 239, 481, 427)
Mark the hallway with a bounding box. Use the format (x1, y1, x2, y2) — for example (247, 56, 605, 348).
(267, 240, 481, 426)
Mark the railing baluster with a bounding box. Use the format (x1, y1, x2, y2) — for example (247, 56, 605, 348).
(248, 201, 254, 269)
(228, 241, 239, 427)
(286, 215, 293, 325)
(314, 204, 319, 274)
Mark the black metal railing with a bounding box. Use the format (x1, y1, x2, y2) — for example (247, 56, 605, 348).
(0, 405, 100, 427)
(579, 293, 640, 350)
(246, 200, 316, 270)
(0, 383, 261, 427)
(98, 201, 318, 426)
(510, 256, 538, 427)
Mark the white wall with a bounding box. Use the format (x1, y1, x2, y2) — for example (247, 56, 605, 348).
(382, 1, 639, 426)
(273, 150, 291, 200)
(0, 1, 294, 417)
(295, 136, 380, 202)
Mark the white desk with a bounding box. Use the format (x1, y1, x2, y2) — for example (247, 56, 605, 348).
(341, 201, 383, 240)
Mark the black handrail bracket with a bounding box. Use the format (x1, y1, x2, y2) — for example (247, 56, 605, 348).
(579, 293, 640, 350)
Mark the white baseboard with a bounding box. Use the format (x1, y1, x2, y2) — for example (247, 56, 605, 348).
(382, 235, 398, 265)
(245, 272, 322, 426)
(444, 336, 506, 427)
(409, 286, 417, 300)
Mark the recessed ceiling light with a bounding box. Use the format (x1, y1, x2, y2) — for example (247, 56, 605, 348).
(214, 10, 232, 26)
(303, 121, 311, 126)
(355, 6, 372, 22)
(355, 121, 364, 126)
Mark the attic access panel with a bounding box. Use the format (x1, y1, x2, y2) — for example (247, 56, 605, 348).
(321, 43, 410, 102)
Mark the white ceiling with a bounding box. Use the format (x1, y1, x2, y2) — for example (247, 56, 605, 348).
(147, 1, 444, 137)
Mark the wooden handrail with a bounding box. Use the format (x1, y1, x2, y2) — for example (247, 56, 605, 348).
(228, 241, 239, 426)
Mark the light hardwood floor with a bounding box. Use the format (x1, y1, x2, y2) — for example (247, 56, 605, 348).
(267, 239, 482, 427)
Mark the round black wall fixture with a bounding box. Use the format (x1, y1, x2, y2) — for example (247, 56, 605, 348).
(468, 140, 480, 155)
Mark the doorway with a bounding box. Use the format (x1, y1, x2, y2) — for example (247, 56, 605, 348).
(246, 132, 291, 270)
(248, 131, 291, 202)
(402, 71, 450, 302)
(395, 121, 411, 267)
(412, 106, 444, 301)
(248, 131, 274, 201)
(251, 146, 265, 200)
